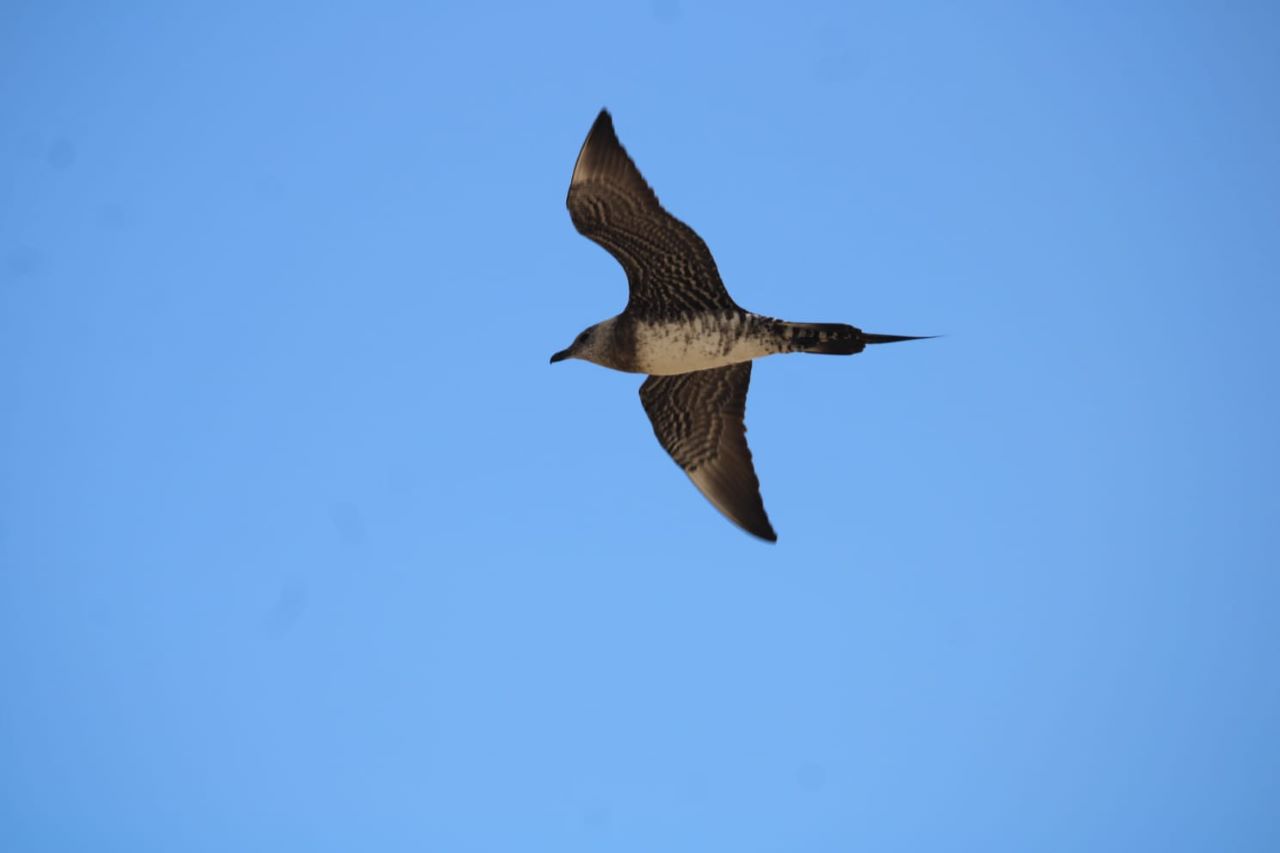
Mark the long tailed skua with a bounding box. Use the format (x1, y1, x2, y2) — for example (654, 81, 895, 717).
(552, 110, 929, 542)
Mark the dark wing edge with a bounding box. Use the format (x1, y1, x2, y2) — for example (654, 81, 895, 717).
(567, 109, 661, 210)
(566, 109, 736, 316)
(640, 363, 777, 542)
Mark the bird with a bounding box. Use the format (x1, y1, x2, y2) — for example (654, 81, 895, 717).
(551, 109, 929, 542)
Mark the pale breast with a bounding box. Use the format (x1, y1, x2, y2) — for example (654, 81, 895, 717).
(632, 315, 777, 375)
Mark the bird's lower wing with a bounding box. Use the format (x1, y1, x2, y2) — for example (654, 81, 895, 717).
(639, 363, 777, 542)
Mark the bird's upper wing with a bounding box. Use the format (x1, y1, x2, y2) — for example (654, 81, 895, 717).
(639, 363, 776, 541)
(567, 110, 738, 318)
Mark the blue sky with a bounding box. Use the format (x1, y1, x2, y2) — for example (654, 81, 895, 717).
(2, 2, 1278, 850)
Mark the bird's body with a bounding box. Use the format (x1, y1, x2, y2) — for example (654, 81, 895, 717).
(552, 110, 928, 541)
(635, 314, 791, 375)
(568, 311, 860, 375)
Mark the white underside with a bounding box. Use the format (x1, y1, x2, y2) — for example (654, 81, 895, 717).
(633, 318, 773, 376)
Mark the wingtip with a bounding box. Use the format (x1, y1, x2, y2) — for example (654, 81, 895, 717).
(739, 516, 778, 543)
(588, 108, 617, 144)
(571, 109, 621, 190)
(729, 519, 776, 542)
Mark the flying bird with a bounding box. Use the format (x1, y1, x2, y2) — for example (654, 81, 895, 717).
(552, 109, 928, 542)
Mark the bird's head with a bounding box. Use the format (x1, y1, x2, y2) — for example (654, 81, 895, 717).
(550, 319, 611, 366)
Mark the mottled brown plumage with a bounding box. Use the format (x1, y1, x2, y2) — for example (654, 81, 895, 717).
(553, 109, 929, 541)
(640, 363, 774, 541)
(567, 111, 737, 318)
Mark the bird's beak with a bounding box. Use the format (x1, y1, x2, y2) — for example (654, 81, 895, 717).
(549, 348, 570, 364)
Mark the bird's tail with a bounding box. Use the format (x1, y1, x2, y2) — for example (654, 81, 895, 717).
(863, 332, 936, 345)
(777, 322, 933, 355)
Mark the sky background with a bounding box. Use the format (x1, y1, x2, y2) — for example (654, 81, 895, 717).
(2, 2, 1279, 850)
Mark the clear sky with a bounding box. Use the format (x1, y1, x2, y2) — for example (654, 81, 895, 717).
(2, 2, 1278, 850)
